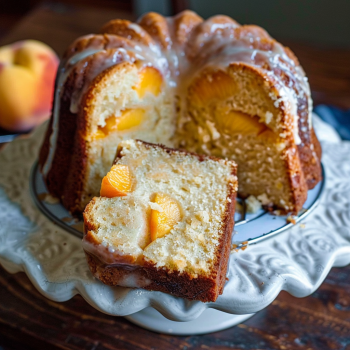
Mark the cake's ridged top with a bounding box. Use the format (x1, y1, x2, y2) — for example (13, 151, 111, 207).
(42, 10, 313, 178)
(83, 139, 237, 276)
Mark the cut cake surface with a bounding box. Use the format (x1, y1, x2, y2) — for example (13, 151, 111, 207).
(83, 140, 238, 302)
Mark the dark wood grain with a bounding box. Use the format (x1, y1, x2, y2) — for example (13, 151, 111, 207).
(1, 264, 350, 350)
(1, 3, 350, 349)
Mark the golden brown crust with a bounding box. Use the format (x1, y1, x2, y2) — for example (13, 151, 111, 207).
(298, 128, 322, 189)
(100, 19, 155, 47)
(43, 58, 92, 214)
(130, 139, 236, 165)
(172, 10, 203, 46)
(215, 172, 237, 296)
(283, 146, 308, 214)
(312, 127, 322, 161)
(39, 71, 81, 202)
(82, 197, 99, 235)
(63, 34, 137, 62)
(138, 12, 172, 49)
(86, 252, 219, 301)
(186, 16, 239, 60)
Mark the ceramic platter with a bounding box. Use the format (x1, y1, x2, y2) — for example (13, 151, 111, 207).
(1, 118, 350, 335)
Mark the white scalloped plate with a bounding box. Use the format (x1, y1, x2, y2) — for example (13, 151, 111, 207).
(1, 117, 349, 335)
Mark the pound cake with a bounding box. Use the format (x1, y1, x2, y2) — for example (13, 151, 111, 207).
(83, 140, 237, 302)
(39, 10, 322, 215)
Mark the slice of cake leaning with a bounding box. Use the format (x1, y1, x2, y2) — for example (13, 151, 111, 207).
(83, 140, 238, 302)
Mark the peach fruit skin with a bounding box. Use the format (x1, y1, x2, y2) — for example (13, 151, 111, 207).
(0, 40, 59, 132)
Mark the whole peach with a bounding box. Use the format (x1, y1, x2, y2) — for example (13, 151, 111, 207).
(0, 40, 59, 132)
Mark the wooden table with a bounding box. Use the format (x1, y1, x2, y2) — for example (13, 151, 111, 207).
(1, 3, 350, 349)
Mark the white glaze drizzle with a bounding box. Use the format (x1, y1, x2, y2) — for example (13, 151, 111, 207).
(82, 238, 136, 265)
(82, 238, 151, 287)
(42, 49, 102, 177)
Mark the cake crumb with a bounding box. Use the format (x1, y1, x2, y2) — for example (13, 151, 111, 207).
(194, 177, 202, 185)
(230, 241, 249, 253)
(265, 111, 273, 124)
(43, 193, 59, 205)
(190, 217, 201, 229)
(206, 120, 221, 140)
(203, 134, 210, 143)
(287, 215, 297, 225)
(149, 202, 163, 212)
(276, 142, 286, 151)
(174, 259, 187, 270)
(299, 223, 306, 229)
(257, 193, 270, 206)
(196, 211, 210, 223)
(246, 195, 262, 213)
(197, 233, 205, 242)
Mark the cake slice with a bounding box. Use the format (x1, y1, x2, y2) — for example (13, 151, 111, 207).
(83, 140, 238, 302)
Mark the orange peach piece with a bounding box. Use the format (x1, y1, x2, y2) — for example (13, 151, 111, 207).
(150, 193, 182, 241)
(91, 129, 106, 140)
(216, 110, 277, 142)
(257, 128, 278, 143)
(97, 115, 119, 137)
(134, 66, 162, 98)
(190, 71, 237, 106)
(116, 108, 145, 131)
(93, 108, 145, 139)
(216, 110, 266, 135)
(91, 116, 119, 140)
(100, 164, 132, 198)
(0, 40, 59, 132)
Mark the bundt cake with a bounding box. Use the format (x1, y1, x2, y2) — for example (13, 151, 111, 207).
(39, 10, 322, 215)
(83, 139, 237, 302)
